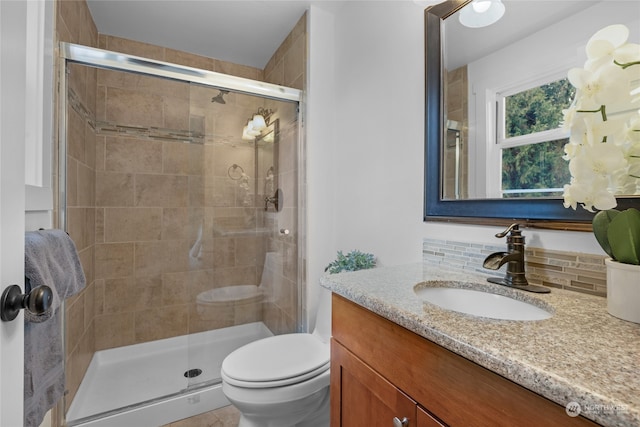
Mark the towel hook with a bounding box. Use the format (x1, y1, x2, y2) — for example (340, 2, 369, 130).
(1, 284, 53, 322)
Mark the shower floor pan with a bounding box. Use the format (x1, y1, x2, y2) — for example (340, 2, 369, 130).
(66, 322, 273, 427)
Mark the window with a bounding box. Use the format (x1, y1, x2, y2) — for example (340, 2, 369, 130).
(496, 78, 574, 198)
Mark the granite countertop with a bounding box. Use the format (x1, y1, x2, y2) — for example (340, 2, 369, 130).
(320, 263, 640, 427)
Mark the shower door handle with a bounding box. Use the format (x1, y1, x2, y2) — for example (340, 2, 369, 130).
(265, 188, 283, 212)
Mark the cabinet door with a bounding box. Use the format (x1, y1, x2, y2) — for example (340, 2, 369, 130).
(417, 407, 446, 427)
(331, 339, 417, 427)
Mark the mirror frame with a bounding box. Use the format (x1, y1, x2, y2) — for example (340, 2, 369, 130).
(423, 0, 639, 231)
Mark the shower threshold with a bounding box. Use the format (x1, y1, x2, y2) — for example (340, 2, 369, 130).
(66, 322, 273, 427)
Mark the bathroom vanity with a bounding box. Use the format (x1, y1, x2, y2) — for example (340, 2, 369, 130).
(321, 264, 640, 427)
(331, 295, 596, 426)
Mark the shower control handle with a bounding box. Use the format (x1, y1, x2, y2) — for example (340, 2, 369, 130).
(265, 188, 283, 212)
(279, 229, 290, 235)
(1, 284, 53, 322)
(393, 416, 409, 427)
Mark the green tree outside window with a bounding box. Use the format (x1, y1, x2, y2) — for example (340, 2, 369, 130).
(502, 79, 575, 196)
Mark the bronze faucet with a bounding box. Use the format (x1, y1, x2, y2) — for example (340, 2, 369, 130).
(483, 224, 550, 294)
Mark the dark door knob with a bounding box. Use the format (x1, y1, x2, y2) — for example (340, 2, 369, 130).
(1, 284, 53, 321)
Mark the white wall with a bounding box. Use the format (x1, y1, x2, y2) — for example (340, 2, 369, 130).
(330, 1, 426, 265)
(306, 3, 339, 330)
(306, 0, 605, 326)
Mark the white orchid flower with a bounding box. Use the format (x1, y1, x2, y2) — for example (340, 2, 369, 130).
(569, 64, 631, 108)
(563, 139, 580, 161)
(569, 143, 627, 180)
(562, 24, 640, 212)
(562, 183, 578, 210)
(627, 140, 640, 158)
(563, 179, 617, 212)
(613, 43, 640, 66)
(592, 115, 634, 145)
(627, 159, 640, 179)
(587, 24, 629, 59)
(565, 115, 590, 148)
(560, 105, 578, 132)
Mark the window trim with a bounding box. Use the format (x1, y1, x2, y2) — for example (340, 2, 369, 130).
(486, 71, 572, 197)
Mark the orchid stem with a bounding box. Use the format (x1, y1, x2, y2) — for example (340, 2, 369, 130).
(577, 105, 607, 121)
(614, 60, 640, 70)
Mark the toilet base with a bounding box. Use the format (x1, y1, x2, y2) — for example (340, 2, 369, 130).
(235, 386, 329, 427)
(296, 391, 330, 427)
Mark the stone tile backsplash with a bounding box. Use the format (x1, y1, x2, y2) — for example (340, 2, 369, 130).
(423, 238, 607, 297)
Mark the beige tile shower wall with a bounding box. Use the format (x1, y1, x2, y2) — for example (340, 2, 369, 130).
(93, 68, 269, 349)
(91, 36, 270, 347)
(99, 35, 264, 81)
(423, 238, 607, 297)
(263, 12, 306, 89)
(57, 0, 99, 413)
(57, 0, 98, 48)
(262, 12, 306, 334)
(444, 65, 468, 199)
(86, 29, 276, 350)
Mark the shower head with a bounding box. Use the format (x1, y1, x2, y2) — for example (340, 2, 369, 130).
(211, 90, 229, 104)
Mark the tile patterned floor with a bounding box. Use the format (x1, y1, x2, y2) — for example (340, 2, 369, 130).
(161, 405, 240, 427)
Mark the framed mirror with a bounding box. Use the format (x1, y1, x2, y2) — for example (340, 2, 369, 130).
(424, 0, 640, 230)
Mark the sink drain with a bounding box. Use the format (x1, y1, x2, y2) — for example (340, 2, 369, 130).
(184, 368, 203, 378)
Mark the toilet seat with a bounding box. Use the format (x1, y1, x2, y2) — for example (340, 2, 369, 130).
(221, 333, 330, 388)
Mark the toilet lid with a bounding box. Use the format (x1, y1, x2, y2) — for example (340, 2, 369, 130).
(221, 333, 330, 388)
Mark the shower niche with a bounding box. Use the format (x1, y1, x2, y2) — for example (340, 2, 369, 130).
(60, 44, 303, 426)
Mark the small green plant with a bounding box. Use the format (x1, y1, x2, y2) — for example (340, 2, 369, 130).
(325, 250, 376, 274)
(592, 208, 640, 265)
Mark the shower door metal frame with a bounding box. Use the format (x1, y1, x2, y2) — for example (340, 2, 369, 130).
(58, 40, 307, 331)
(60, 43, 302, 101)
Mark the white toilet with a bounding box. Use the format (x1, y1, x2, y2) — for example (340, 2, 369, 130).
(220, 288, 331, 427)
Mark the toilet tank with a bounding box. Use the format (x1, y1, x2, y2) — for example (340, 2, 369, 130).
(312, 287, 331, 343)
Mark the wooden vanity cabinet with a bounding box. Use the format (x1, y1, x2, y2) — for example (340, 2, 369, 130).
(331, 340, 445, 427)
(330, 294, 600, 427)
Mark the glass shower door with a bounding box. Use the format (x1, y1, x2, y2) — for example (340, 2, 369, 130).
(64, 62, 200, 423)
(61, 42, 303, 425)
(184, 83, 301, 389)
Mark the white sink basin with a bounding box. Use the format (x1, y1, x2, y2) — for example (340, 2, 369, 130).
(415, 286, 552, 321)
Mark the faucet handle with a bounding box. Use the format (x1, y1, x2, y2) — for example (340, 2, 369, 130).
(495, 223, 520, 239)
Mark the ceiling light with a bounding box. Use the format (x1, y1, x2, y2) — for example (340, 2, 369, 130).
(413, 0, 445, 7)
(459, 0, 505, 28)
(472, 0, 491, 13)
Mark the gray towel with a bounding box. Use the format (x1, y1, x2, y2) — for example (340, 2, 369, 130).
(24, 311, 64, 427)
(24, 229, 86, 322)
(23, 229, 86, 427)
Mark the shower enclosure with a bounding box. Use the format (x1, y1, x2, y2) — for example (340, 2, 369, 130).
(59, 43, 304, 426)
